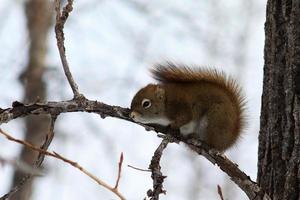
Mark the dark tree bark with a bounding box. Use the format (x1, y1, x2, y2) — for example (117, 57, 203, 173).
(10, 1, 52, 199)
(258, 0, 300, 200)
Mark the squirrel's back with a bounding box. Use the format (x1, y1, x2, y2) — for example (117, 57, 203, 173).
(151, 63, 247, 148)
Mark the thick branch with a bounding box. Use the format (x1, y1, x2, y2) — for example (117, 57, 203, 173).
(0, 100, 270, 199)
(184, 139, 271, 200)
(0, 99, 130, 125)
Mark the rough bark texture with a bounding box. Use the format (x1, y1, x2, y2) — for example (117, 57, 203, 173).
(258, 0, 300, 199)
(10, 1, 52, 199)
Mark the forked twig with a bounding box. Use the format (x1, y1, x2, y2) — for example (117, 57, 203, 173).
(0, 129, 126, 200)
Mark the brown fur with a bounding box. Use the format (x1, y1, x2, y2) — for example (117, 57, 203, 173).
(130, 63, 246, 151)
(150, 63, 246, 151)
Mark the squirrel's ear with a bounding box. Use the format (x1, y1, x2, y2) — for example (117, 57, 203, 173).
(155, 85, 165, 100)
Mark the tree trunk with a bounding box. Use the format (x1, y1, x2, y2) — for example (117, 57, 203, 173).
(10, 1, 52, 199)
(258, 0, 300, 200)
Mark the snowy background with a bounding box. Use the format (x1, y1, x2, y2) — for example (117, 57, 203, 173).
(0, 0, 266, 199)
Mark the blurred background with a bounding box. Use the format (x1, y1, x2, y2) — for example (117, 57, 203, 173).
(0, 0, 266, 199)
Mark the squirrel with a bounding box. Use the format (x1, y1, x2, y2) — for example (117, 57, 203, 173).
(130, 63, 246, 151)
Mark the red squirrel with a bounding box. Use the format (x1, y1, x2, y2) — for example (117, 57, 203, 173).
(130, 63, 246, 151)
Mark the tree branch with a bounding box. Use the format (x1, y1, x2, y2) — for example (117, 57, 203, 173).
(0, 156, 42, 176)
(114, 152, 124, 189)
(147, 138, 169, 200)
(217, 185, 225, 200)
(0, 99, 270, 200)
(0, 100, 130, 125)
(0, 116, 56, 200)
(184, 139, 271, 200)
(55, 0, 81, 98)
(127, 165, 151, 172)
(0, 129, 126, 200)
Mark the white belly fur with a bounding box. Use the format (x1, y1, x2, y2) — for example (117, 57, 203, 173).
(179, 116, 208, 138)
(180, 121, 197, 135)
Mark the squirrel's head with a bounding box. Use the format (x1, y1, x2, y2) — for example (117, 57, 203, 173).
(130, 84, 167, 124)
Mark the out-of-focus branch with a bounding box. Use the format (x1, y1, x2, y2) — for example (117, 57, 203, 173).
(0, 129, 126, 200)
(9, 0, 52, 199)
(0, 156, 42, 176)
(55, 0, 81, 98)
(147, 138, 169, 200)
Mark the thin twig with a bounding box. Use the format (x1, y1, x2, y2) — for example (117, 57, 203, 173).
(54, 0, 81, 98)
(114, 152, 124, 189)
(0, 128, 126, 200)
(128, 165, 151, 172)
(0, 116, 56, 200)
(147, 138, 169, 200)
(0, 129, 56, 160)
(217, 185, 225, 200)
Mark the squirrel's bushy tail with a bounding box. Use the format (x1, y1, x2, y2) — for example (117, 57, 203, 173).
(151, 62, 247, 142)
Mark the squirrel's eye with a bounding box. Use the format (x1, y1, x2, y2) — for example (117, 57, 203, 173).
(142, 99, 151, 109)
